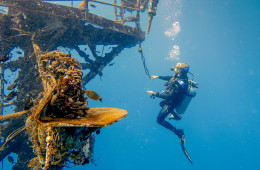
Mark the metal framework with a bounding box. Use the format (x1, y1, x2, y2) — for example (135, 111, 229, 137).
(0, 0, 158, 169)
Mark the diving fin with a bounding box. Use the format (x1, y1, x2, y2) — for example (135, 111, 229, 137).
(169, 112, 182, 120)
(169, 114, 175, 120)
(180, 135, 193, 164)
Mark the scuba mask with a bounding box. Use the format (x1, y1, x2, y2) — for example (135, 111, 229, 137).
(171, 62, 190, 74)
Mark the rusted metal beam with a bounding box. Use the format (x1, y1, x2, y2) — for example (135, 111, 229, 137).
(82, 44, 125, 84)
(0, 110, 29, 123)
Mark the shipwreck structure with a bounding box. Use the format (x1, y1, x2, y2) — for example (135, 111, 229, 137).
(0, 0, 159, 169)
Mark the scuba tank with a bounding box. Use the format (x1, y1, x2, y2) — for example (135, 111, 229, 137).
(175, 80, 198, 114)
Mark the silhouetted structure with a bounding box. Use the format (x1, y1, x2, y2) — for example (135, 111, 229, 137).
(0, 0, 159, 169)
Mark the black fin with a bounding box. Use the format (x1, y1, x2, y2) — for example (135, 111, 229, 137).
(180, 136, 193, 164)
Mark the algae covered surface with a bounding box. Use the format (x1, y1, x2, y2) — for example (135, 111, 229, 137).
(1, 1, 260, 170)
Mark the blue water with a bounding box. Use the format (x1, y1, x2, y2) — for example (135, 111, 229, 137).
(83, 1, 260, 170)
(2, 0, 260, 169)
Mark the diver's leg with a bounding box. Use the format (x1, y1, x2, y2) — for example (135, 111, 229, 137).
(157, 104, 177, 131)
(157, 104, 184, 138)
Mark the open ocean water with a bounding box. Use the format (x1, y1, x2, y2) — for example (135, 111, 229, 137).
(2, 0, 260, 170)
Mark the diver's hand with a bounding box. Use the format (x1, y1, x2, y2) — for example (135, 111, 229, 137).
(147, 91, 158, 99)
(147, 90, 155, 96)
(150, 76, 159, 80)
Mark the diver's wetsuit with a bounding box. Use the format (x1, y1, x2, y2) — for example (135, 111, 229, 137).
(154, 74, 188, 137)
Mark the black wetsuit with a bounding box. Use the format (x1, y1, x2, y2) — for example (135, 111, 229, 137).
(154, 74, 188, 136)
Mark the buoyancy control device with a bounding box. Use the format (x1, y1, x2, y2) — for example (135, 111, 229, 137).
(175, 80, 198, 114)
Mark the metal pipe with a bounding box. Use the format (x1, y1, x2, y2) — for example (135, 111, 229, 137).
(89, 0, 139, 11)
(0, 110, 28, 123)
(146, 15, 153, 34)
(114, 0, 118, 20)
(84, 0, 88, 20)
(135, 0, 140, 28)
(0, 35, 4, 117)
(146, 0, 159, 34)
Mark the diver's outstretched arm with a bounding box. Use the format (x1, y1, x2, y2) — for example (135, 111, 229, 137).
(158, 76, 173, 81)
(150, 76, 172, 80)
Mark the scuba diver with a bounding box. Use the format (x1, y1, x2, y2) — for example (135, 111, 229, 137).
(147, 62, 198, 164)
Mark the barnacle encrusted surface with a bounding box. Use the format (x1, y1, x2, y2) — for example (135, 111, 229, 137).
(26, 116, 95, 169)
(25, 51, 126, 169)
(26, 51, 94, 169)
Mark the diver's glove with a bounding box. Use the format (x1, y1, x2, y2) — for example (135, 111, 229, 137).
(146, 90, 158, 99)
(150, 76, 159, 80)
